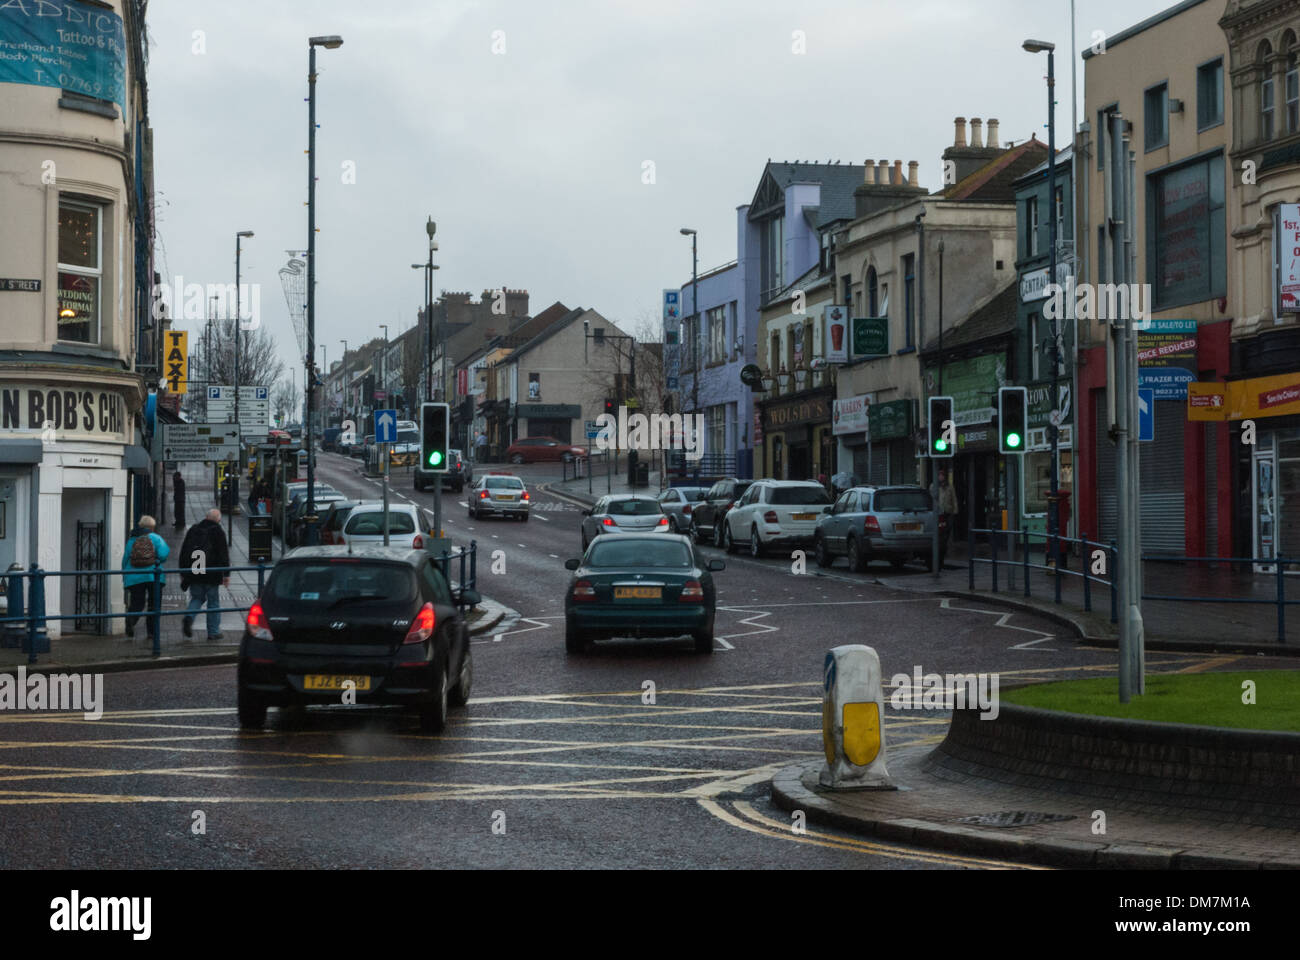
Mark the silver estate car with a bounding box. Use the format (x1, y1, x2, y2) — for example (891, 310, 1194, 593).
(468, 473, 531, 521)
(812, 485, 945, 572)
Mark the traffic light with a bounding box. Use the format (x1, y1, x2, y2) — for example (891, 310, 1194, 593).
(998, 386, 1028, 454)
(928, 396, 955, 457)
(421, 402, 450, 472)
(604, 397, 616, 416)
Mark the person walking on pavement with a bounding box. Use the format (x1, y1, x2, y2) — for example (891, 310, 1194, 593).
(172, 470, 186, 530)
(475, 430, 488, 463)
(933, 466, 958, 568)
(122, 515, 170, 643)
(180, 508, 230, 641)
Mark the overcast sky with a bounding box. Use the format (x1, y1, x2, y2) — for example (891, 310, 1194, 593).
(148, 0, 1183, 387)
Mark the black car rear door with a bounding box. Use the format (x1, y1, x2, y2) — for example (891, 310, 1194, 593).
(265, 559, 417, 655)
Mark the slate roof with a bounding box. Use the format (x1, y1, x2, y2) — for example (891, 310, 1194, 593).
(751, 162, 867, 227)
(920, 280, 1019, 355)
(506, 306, 587, 362)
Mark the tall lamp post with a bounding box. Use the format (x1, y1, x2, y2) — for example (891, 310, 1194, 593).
(230, 230, 253, 542)
(680, 228, 698, 477)
(304, 34, 343, 545)
(1024, 38, 1062, 572)
(414, 217, 438, 404)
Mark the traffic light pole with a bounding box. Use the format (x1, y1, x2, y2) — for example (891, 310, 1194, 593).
(382, 441, 390, 546)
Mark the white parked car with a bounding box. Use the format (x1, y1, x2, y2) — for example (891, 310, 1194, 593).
(338, 502, 432, 549)
(723, 480, 834, 557)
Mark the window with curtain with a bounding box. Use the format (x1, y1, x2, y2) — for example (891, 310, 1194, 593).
(902, 254, 915, 349)
(1261, 41, 1276, 141)
(708, 305, 726, 363)
(1197, 58, 1224, 130)
(867, 267, 878, 316)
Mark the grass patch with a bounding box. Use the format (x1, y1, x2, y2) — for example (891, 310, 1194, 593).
(1001, 671, 1300, 732)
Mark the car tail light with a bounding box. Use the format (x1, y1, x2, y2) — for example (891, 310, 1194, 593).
(679, 580, 704, 601)
(602, 517, 615, 526)
(763, 510, 778, 524)
(683, 504, 692, 515)
(656, 516, 669, 527)
(522, 492, 530, 501)
(480, 490, 490, 499)
(572, 580, 597, 602)
(246, 601, 274, 641)
(864, 515, 882, 535)
(412, 534, 423, 549)
(404, 602, 436, 644)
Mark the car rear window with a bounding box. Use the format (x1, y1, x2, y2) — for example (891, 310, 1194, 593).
(345, 511, 416, 535)
(588, 540, 692, 568)
(485, 477, 524, 490)
(608, 499, 662, 516)
(679, 487, 708, 501)
(266, 561, 417, 608)
(325, 506, 355, 531)
(770, 486, 832, 506)
(873, 490, 933, 512)
(397, 430, 419, 444)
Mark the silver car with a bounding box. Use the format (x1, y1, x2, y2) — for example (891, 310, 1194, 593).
(813, 485, 944, 573)
(580, 495, 670, 549)
(468, 473, 531, 521)
(657, 486, 709, 534)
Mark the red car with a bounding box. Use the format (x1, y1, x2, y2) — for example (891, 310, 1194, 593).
(505, 436, 588, 464)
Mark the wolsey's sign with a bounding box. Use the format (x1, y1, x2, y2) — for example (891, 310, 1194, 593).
(0, 385, 127, 441)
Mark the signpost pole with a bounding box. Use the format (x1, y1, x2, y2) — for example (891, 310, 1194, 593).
(383, 442, 391, 546)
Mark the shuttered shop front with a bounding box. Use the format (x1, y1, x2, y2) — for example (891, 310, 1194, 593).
(1094, 392, 1185, 553)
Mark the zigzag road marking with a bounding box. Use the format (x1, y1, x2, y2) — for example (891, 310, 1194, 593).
(939, 597, 1058, 651)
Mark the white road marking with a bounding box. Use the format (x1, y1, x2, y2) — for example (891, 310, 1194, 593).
(938, 598, 1058, 651)
(533, 514, 550, 522)
(549, 554, 560, 559)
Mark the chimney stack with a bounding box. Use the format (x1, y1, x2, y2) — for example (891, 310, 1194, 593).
(986, 118, 999, 150)
(908, 160, 919, 187)
(970, 118, 983, 149)
(877, 159, 890, 184)
(893, 160, 903, 185)
(953, 117, 967, 148)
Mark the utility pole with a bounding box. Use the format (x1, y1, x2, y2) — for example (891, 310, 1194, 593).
(305, 34, 344, 545)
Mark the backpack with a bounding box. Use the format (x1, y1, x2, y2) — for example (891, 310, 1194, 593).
(129, 533, 158, 568)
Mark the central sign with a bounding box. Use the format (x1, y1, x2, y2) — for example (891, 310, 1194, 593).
(160, 423, 241, 462)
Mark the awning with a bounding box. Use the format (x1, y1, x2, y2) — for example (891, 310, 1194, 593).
(0, 438, 43, 465)
(123, 444, 152, 473)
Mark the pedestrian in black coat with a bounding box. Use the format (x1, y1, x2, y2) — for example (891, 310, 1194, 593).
(173, 471, 186, 530)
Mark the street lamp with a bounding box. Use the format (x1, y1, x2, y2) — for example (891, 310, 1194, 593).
(760, 368, 775, 393)
(230, 230, 253, 537)
(777, 366, 791, 393)
(794, 363, 809, 391)
(680, 228, 699, 422)
(303, 33, 343, 545)
(1025, 37, 1063, 572)
(379, 324, 389, 406)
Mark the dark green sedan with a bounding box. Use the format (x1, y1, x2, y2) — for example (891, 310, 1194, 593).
(563, 534, 725, 655)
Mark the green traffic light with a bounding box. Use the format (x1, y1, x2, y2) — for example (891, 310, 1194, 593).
(428, 450, 444, 467)
(934, 439, 948, 453)
(1006, 432, 1022, 448)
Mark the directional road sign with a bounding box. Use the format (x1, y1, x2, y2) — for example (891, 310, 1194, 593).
(1138, 388, 1155, 442)
(374, 409, 398, 443)
(160, 423, 241, 462)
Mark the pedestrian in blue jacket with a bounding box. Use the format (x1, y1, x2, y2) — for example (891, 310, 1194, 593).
(122, 515, 170, 642)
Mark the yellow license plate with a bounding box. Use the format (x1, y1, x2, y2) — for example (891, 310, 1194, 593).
(895, 522, 922, 532)
(493, 495, 515, 501)
(304, 674, 372, 691)
(615, 586, 662, 600)
(793, 513, 816, 521)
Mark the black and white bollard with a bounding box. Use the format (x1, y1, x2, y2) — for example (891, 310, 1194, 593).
(820, 644, 895, 790)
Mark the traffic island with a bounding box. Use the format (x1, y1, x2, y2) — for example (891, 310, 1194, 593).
(771, 672, 1300, 868)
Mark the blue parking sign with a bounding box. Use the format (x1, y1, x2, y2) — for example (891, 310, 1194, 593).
(1137, 388, 1155, 442)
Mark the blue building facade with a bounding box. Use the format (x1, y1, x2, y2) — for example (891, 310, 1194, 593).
(674, 162, 867, 479)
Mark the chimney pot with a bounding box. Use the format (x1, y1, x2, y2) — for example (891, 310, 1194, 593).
(877, 159, 890, 184)
(953, 117, 967, 148)
(893, 160, 903, 185)
(970, 118, 983, 149)
(986, 118, 999, 150)
(908, 160, 919, 187)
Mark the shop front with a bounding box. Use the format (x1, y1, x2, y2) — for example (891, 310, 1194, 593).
(0, 378, 146, 636)
(760, 388, 833, 481)
(1021, 380, 1074, 542)
(514, 403, 582, 445)
(850, 397, 915, 486)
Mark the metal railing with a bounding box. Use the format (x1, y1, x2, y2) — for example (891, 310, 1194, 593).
(967, 526, 1296, 644)
(0, 541, 479, 665)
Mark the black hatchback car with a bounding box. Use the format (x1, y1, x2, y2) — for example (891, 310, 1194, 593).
(237, 546, 479, 732)
(690, 478, 754, 547)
